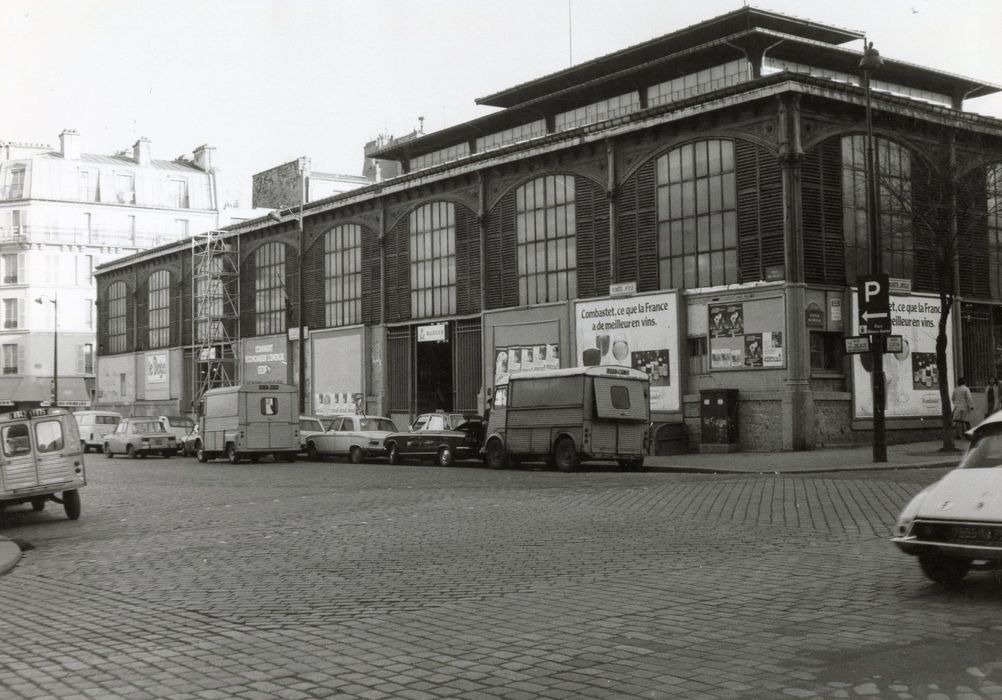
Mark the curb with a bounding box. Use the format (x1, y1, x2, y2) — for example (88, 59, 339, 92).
(642, 460, 959, 475)
(0, 538, 22, 578)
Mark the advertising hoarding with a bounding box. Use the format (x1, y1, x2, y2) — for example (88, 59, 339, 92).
(575, 291, 680, 412)
(851, 291, 953, 418)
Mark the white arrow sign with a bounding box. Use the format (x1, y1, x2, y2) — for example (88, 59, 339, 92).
(861, 311, 888, 323)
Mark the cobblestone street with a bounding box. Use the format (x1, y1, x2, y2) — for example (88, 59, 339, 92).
(1, 457, 1000, 699)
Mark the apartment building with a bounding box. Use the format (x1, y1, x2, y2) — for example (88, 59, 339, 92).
(0, 130, 220, 408)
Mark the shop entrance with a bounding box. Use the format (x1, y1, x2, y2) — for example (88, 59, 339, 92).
(416, 337, 453, 412)
(386, 319, 482, 423)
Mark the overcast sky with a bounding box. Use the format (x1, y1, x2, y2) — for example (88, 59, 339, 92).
(7, 0, 1002, 207)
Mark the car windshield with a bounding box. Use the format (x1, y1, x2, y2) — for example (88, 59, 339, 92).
(360, 418, 396, 432)
(961, 430, 1002, 468)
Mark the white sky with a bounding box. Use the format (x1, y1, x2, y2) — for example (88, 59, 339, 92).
(7, 0, 1002, 207)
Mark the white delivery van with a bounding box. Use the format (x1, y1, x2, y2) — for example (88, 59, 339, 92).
(1, 407, 86, 519)
(194, 383, 300, 464)
(74, 410, 122, 453)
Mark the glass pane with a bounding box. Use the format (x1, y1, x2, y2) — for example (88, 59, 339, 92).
(697, 253, 710, 286)
(680, 143, 694, 180)
(697, 215, 710, 251)
(668, 149, 681, 181)
(695, 141, 708, 178)
(682, 217, 696, 254)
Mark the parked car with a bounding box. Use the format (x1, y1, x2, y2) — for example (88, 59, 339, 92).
(893, 412, 1002, 585)
(383, 412, 484, 467)
(299, 415, 333, 453)
(305, 414, 397, 462)
(74, 410, 122, 453)
(103, 417, 178, 458)
(181, 424, 200, 457)
(160, 414, 195, 443)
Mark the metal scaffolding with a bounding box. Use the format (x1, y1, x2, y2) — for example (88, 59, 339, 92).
(191, 230, 238, 405)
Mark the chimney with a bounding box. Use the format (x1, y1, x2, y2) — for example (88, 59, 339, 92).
(133, 137, 151, 166)
(59, 129, 80, 159)
(193, 144, 216, 172)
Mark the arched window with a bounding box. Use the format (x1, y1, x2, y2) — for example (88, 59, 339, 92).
(516, 175, 576, 304)
(108, 281, 127, 353)
(325, 224, 361, 326)
(410, 202, 456, 318)
(148, 270, 170, 348)
(988, 164, 1002, 298)
(255, 242, 286, 335)
(656, 140, 737, 289)
(842, 136, 913, 282)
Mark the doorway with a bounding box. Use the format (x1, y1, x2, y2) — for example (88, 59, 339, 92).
(416, 336, 453, 412)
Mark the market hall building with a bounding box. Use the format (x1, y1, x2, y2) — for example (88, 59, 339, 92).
(93, 7, 1002, 452)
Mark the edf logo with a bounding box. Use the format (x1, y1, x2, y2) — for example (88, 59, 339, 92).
(857, 273, 891, 335)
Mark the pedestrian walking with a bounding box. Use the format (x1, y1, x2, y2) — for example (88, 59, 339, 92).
(952, 377, 975, 439)
(987, 376, 1000, 416)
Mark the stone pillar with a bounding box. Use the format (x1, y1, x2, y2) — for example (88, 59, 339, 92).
(778, 95, 813, 450)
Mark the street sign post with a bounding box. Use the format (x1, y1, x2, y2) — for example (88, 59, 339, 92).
(857, 273, 891, 335)
(844, 336, 871, 354)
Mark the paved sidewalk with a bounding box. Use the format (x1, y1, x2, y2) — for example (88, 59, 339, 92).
(644, 439, 963, 474)
(0, 439, 963, 579)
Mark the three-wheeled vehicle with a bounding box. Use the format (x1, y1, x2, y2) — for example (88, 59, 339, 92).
(0, 407, 86, 520)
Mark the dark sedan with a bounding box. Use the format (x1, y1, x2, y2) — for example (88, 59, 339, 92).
(384, 412, 484, 467)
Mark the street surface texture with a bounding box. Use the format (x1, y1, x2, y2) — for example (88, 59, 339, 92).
(1, 456, 1001, 700)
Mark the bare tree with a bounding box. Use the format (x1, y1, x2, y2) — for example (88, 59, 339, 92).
(871, 130, 1002, 451)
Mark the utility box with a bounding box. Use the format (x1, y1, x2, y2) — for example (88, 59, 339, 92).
(700, 389, 739, 453)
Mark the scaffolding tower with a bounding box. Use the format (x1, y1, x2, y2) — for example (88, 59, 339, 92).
(191, 230, 239, 406)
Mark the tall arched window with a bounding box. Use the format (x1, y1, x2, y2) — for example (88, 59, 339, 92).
(516, 175, 576, 304)
(148, 270, 170, 348)
(255, 242, 286, 336)
(988, 164, 1002, 298)
(325, 224, 361, 326)
(108, 281, 127, 354)
(842, 136, 913, 282)
(410, 202, 456, 318)
(656, 140, 737, 289)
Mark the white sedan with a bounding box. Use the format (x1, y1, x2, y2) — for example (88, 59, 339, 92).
(893, 413, 1002, 585)
(305, 415, 397, 463)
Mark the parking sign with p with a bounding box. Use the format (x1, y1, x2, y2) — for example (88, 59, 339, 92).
(857, 273, 891, 335)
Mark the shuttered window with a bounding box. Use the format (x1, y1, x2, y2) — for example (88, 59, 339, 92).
(656, 140, 737, 289)
(842, 136, 913, 283)
(108, 281, 127, 354)
(324, 224, 361, 327)
(985, 165, 1002, 298)
(255, 242, 286, 335)
(409, 202, 456, 318)
(802, 139, 845, 284)
(148, 270, 170, 348)
(517, 175, 577, 304)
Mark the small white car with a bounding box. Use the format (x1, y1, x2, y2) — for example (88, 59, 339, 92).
(893, 413, 1002, 585)
(306, 415, 397, 463)
(104, 417, 178, 458)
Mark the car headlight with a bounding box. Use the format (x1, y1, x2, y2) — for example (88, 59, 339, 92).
(894, 487, 930, 537)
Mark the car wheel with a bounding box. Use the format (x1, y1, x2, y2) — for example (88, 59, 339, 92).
(196, 443, 209, 463)
(104, 443, 114, 458)
(437, 446, 454, 468)
(31, 497, 46, 512)
(919, 553, 972, 586)
(485, 439, 508, 470)
(350, 446, 364, 464)
(227, 444, 240, 464)
(553, 437, 580, 473)
(306, 442, 320, 461)
(127, 445, 138, 459)
(388, 443, 400, 465)
(62, 490, 81, 520)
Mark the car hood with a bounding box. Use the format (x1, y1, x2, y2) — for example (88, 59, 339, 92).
(915, 468, 1002, 521)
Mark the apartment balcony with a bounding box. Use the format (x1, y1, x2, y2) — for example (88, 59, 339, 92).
(0, 224, 173, 248)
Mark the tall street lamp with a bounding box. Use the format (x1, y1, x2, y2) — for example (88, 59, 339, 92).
(268, 157, 308, 415)
(35, 293, 58, 407)
(860, 40, 887, 463)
